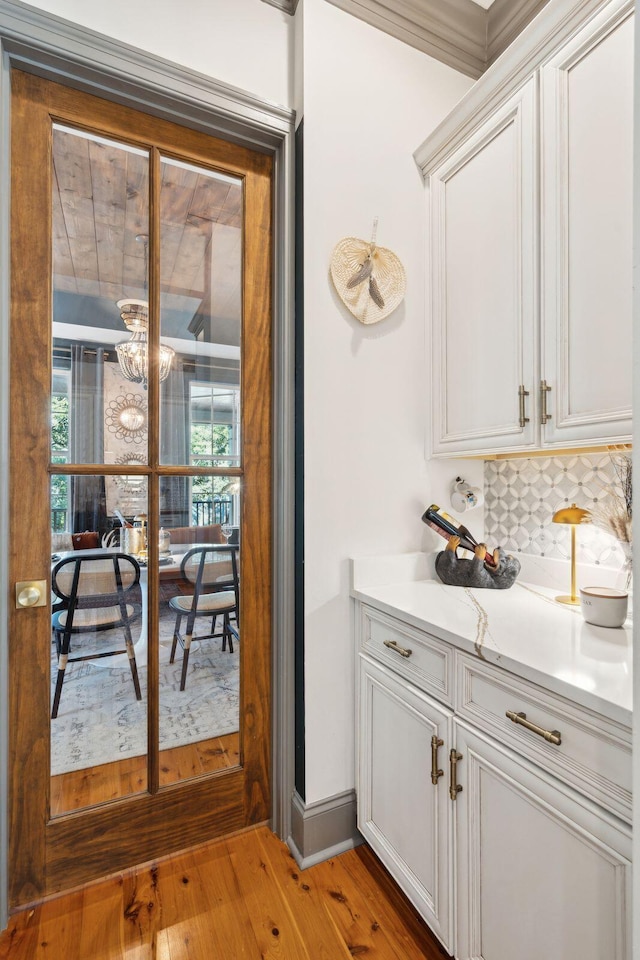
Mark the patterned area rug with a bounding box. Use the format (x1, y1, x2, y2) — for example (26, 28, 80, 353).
(50, 610, 239, 775)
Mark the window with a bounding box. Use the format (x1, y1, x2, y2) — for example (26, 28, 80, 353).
(189, 382, 240, 525)
(51, 367, 71, 531)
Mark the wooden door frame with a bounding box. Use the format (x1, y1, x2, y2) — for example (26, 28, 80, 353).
(0, 0, 295, 927)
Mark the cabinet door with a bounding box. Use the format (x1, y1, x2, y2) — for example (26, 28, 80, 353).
(429, 78, 537, 457)
(455, 723, 631, 960)
(357, 655, 454, 952)
(541, 0, 633, 446)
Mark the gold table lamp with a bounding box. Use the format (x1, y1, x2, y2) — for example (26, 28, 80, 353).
(552, 503, 591, 605)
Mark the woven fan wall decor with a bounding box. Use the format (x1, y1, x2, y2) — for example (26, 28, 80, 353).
(330, 222, 406, 324)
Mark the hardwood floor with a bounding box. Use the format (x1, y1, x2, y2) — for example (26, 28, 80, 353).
(0, 826, 452, 959)
(50, 733, 240, 815)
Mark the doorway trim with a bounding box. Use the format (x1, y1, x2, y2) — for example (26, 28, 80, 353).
(0, 0, 295, 928)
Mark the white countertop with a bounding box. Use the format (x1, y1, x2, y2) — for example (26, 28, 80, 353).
(351, 554, 632, 728)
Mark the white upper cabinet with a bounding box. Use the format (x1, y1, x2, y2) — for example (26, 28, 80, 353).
(540, 1, 634, 445)
(416, 0, 634, 458)
(429, 80, 537, 455)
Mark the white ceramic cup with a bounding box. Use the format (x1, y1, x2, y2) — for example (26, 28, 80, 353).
(579, 586, 628, 628)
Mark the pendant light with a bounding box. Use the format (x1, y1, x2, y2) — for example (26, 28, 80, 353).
(116, 236, 175, 388)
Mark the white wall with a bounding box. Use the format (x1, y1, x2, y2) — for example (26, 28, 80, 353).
(24, 0, 294, 109)
(300, 0, 475, 803)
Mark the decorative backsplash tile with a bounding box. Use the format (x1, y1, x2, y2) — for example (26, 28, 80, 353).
(484, 454, 630, 569)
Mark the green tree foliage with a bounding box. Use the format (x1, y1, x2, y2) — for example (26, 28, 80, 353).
(190, 422, 233, 518)
(51, 394, 69, 452)
(51, 394, 70, 524)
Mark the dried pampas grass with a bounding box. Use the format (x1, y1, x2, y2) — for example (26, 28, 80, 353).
(589, 505, 631, 543)
(588, 451, 632, 543)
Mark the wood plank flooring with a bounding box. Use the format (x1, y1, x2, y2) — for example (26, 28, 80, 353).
(0, 826, 452, 959)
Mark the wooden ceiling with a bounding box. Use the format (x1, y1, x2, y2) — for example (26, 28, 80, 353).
(52, 126, 243, 334)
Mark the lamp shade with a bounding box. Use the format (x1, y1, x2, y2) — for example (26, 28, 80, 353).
(552, 503, 591, 525)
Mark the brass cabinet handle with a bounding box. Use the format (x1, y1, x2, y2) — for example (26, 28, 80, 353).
(540, 379, 552, 424)
(506, 710, 561, 745)
(383, 639, 412, 659)
(518, 384, 530, 427)
(431, 736, 444, 785)
(449, 749, 463, 801)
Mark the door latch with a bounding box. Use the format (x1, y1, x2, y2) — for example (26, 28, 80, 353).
(15, 580, 47, 608)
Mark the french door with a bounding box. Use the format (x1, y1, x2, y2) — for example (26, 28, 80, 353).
(9, 70, 272, 906)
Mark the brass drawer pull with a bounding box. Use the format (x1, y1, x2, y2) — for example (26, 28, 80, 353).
(449, 749, 463, 801)
(506, 710, 561, 745)
(431, 736, 444, 785)
(383, 639, 412, 659)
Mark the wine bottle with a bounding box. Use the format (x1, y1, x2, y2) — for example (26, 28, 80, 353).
(421, 504, 497, 567)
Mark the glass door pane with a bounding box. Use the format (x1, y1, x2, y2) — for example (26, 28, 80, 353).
(159, 157, 242, 468)
(50, 124, 150, 811)
(50, 475, 148, 813)
(158, 156, 243, 784)
(52, 124, 150, 464)
(157, 490, 242, 785)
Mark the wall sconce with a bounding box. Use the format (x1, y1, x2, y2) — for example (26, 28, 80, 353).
(552, 503, 591, 605)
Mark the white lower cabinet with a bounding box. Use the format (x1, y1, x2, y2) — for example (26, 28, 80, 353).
(355, 606, 632, 959)
(358, 656, 454, 950)
(454, 723, 631, 960)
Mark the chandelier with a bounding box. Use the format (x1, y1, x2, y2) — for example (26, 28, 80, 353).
(115, 298, 175, 387)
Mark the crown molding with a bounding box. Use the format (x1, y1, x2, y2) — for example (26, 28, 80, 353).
(259, 0, 553, 78)
(261, 0, 300, 13)
(326, 0, 486, 77)
(487, 0, 551, 64)
(316, 0, 553, 79)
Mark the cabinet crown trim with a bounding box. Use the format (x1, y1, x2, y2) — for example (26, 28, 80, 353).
(414, 0, 633, 176)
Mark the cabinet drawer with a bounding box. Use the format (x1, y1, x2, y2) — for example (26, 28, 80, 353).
(456, 652, 632, 822)
(359, 605, 453, 706)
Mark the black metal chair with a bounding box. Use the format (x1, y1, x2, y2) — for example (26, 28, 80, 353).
(51, 552, 142, 719)
(168, 544, 239, 691)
